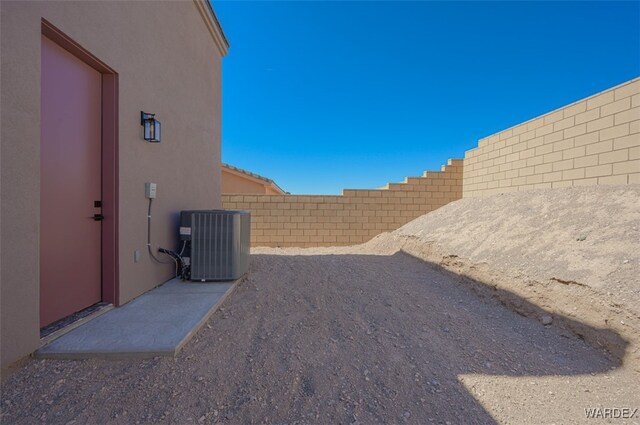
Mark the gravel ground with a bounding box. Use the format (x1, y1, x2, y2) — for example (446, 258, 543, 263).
(2, 185, 639, 424)
(2, 249, 638, 424)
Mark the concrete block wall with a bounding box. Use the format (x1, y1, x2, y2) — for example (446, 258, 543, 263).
(222, 159, 463, 247)
(464, 78, 640, 198)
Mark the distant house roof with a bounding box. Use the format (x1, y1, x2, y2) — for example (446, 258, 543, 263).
(222, 163, 287, 194)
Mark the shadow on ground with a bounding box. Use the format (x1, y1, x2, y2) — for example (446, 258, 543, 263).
(0, 251, 629, 425)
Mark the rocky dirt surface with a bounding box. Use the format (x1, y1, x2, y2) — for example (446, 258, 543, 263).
(365, 184, 640, 367)
(2, 185, 639, 424)
(393, 185, 640, 314)
(1, 250, 638, 424)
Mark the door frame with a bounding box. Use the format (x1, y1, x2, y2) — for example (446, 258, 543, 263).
(41, 20, 120, 306)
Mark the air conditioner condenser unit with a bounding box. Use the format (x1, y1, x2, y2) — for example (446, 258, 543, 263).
(179, 210, 250, 281)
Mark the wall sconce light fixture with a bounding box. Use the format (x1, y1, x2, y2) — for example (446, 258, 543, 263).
(141, 111, 161, 143)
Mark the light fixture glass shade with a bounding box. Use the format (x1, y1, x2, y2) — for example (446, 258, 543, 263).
(141, 111, 161, 143)
(153, 120, 161, 142)
(144, 120, 153, 140)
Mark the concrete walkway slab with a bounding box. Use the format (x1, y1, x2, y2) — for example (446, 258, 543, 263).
(36, 278, 239, 359)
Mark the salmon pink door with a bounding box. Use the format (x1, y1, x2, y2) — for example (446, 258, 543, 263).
(40, 35, 103, 327)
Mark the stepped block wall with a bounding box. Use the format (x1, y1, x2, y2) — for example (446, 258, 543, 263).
(223, 78, 639, 247)
(221, 160, 463, 247)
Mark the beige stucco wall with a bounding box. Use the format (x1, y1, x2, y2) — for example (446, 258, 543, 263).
(464, 78, 640, 197)
(1, 1, 225, 370)
(265, 186, 282, 195)
(222, 160, 463, 247)
(222, 169, 271, 194)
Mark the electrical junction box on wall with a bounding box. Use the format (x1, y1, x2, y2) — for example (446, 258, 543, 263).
(145, 182, 157, 199)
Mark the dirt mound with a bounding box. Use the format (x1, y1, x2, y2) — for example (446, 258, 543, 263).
(363, 184, 640, 366)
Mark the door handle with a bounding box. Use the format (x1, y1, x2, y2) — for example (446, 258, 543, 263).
(93, 214, 105, 221)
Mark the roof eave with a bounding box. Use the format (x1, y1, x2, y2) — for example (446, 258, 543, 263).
(270, 182, 287, 195)
(194, 0, 230, 57)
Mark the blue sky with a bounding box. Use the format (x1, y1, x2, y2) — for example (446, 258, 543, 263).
(214, 1, 639, 195)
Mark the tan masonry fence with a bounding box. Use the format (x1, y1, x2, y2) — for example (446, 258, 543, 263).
(223, 78, 639, 248)
(464, 78, 640, 197)
(222, 159, 463, 247)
